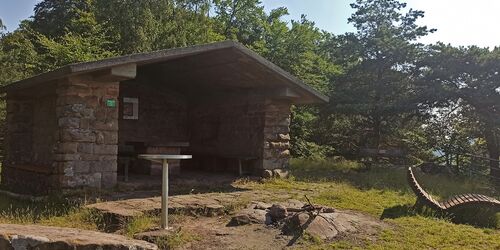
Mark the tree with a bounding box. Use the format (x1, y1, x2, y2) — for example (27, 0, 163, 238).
(0, 18, 5, 33)
(0, 0, 115, 85)
(322, 0, 435, 160)
(95, 0, 223, 54)
(34, 4, 116, 70)
(419, 44, 500, 179)
(0, 22, 41, 85)
(213, 0, 267, 46)
(32, 0, 95, 38)
(252, 14, 341, 157)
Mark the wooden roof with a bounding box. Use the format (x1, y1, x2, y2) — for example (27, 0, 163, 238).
(1, 41, 328, 104)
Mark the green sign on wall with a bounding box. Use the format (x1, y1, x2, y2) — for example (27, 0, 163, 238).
(106, 99, 116, 108)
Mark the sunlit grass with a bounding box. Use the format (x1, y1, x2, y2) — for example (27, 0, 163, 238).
(124, 215, 157, 237)
(240, 158, 500, 249)
(0, 158, 499, 249)
(371, 216, 500, 249)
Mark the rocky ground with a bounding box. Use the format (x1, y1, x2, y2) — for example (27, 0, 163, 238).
(87, 190, 390, 249)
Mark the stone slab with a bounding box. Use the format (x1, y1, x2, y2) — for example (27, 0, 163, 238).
(86, 190, 292, 231)
(0, 224, 158, 250)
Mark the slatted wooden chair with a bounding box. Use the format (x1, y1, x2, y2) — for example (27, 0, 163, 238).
(407, 166, 500, 212)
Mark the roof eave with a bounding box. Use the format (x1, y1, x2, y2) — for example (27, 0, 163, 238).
(1, 40, 329, 104)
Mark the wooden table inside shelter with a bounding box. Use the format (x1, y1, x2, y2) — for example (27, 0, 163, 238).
(138, 154, 192, 230)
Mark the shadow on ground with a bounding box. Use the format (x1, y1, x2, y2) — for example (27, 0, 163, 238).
(113, 170, 253, 200)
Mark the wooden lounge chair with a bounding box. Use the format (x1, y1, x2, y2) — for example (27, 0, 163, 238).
(407, 166, 500, 212)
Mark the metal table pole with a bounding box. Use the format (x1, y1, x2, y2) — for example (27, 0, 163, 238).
(162, 159, 169, 230)
(137, 154, 191, 230)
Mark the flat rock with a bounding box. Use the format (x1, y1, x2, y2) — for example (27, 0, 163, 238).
(134, 229, 175, 243)
(0, 224, 157, 250)
(86, 190, 293, 231)
(282, 210, 389, 241)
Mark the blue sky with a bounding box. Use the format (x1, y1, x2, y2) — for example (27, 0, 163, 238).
(1, 0, 500, 48)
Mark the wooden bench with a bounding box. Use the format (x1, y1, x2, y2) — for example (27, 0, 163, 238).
(194, 153, 257, 176)
(226, 155, 258, 176)
(407, 166, 500, 212)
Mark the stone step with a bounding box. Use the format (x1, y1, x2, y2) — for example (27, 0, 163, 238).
(0, 224, 158, 250)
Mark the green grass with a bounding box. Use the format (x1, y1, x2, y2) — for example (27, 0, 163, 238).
(0, 159, 499, 249)
(241, 159, 500, 249)
(124, 215, 157, 237)
(0, 194, 104, 230)
(153, 227, 201, 250)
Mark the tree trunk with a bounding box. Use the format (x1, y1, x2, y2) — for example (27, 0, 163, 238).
(484, 126, 499, 181)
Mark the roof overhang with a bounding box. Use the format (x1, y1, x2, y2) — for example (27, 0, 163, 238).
(1, 41, 328, 104)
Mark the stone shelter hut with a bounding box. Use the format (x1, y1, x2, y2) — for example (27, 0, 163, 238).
(0, 41, 328, 195)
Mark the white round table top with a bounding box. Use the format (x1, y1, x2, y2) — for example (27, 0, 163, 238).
(138, 154, 193, 160)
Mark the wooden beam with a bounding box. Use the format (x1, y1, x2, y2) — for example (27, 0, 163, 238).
(273, 87, 301, 99)
(92, 63, 137, 82)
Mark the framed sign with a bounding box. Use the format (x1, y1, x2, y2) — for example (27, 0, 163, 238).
(123, 97, 139, 120)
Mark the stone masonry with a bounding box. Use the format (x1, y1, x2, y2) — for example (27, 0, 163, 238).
(53, 76, 119, 190)
(189, 93, 291, 177)
(261, 99, 291, 176)
(1, 86, 58, 194)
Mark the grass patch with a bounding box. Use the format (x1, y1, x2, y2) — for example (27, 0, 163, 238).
(0, 158, 498, 249)
(124, 215, 157, 237)
(38, 208, 105, 230)
(372, 216, 500, 249)
(239, 158, 500, 249)
(153, 228, 201, 250)
(0, 193, 105, 230)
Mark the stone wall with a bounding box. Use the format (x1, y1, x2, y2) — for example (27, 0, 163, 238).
(189, 93, 266, 157)
(118, 81, 188, 175)
(53, 76, 119, 190)
(261, 100, 291, 176)
(1, 87, 58, 194)
(189, 93, 291, 176)
(118, 80, 189, 144)
(1, 75, 294, 194)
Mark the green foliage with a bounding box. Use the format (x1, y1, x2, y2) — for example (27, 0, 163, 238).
(32, 0, 95, 38)
(95, 0, 224, 53)
(36, 32, 116, 70)
(0, 0, 497, 171)
(252, 15, 341, 157)
(0, 25, 41, 85)
(321, 0, 435, 161)
(213, 0, 267, 45)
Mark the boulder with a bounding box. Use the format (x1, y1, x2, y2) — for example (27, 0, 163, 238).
(272, 169, 290, 178)
(262, 170, 273, 178)
(269, 204, 288, 221)
(282, 213, 338, 241)
(228, 208, 271, 226)
(0, 224, 158, 250)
